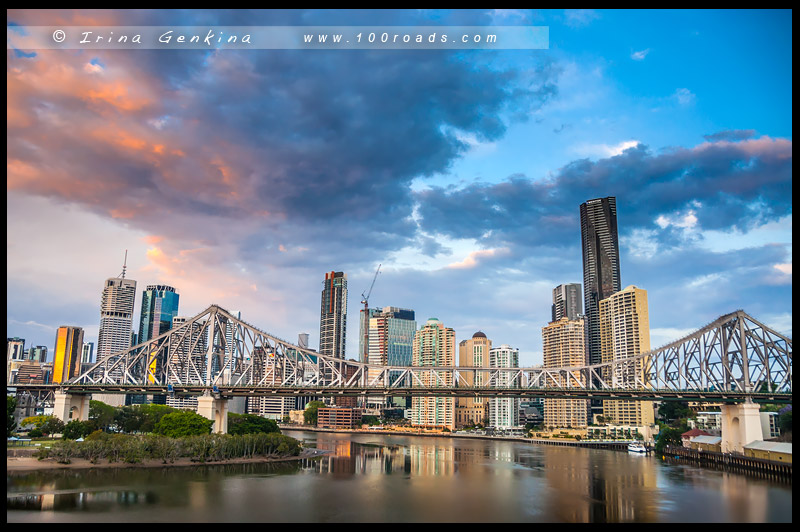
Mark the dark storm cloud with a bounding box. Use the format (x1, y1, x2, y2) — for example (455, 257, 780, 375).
(414, 138, 792, 248)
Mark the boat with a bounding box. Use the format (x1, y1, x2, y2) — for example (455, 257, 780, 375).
(628, 442, 648, 453)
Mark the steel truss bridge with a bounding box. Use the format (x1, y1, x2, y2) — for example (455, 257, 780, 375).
(13, 305, 792, 405)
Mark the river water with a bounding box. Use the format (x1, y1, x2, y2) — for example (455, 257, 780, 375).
(7, 430, 792, 522)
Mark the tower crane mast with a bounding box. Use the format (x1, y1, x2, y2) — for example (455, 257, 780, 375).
(361, 264, 381, 363)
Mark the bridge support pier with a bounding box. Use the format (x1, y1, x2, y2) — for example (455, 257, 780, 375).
(197, 395, 228, 434)
(720, 402, 762, 453)
(53, 392, 90, 423)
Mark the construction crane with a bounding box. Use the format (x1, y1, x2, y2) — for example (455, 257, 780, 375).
(361, 264, 381, 363)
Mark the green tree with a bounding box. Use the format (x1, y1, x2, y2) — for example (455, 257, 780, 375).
(658, 401, 694, 423)
(778, 410, 792, 433)
(7, 395, 17, 437)
(62, 420, 91, 440)
(154, 410, 213, 438)
(654, 427, 683, 454)
(89, 400, 117, 432)
(40, 416, 66, 436)
(228, 413, 280, 435)
(361, 415, 380, 426)
(303, 400, 327, 426)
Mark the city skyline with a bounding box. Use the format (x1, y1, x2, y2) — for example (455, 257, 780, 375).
(7, 9, 792, 368)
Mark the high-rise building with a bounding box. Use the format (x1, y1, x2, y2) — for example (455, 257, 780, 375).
(365, 307, 417, 408)
(542, 317, 588, 428)
(411, 318, 456, 430)
(53, 326, 84, 384)
(29, 345, 48, 364)
(319, 271, 347, 359)
(488, 345, 520, 429)
(599, 285, 655, 427)
(95, 259, 137, 406)
(138, 285, 180, 343)
(552, 283, 583, 322)
(580, 197, 621, 366)
(359, 307, 381, 363)
(7, 337, 26, 384)
(456, 332, 492, 428)
(7, 337, 25, 362)
(81, 343, 94, 364)
(298, 333, 310, 349)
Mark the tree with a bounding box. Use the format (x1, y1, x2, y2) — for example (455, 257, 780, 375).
(658, 402, 694, 423)
(361, 415, 380, 426)
(89, 400, 117, 432)
(303, 400, 327, 426)
(228, 413, 280, 435)
(41, 416, 66, 436)
(154, 410, 213, 438)
(778, 410, 792, 433)
(654, 427, 683, 454)
(62, 420, 91, 440)
(7, 395, 17, 437)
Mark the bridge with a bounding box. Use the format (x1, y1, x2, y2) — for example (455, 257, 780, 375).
(13, 305, 791, 451)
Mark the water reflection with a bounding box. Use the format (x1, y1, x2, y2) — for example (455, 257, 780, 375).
(7, 431, 792, 522)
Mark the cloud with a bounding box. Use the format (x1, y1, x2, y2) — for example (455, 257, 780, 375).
(673, 87, 696, 105)
(703, 129, 757, 142)
(631, 48, 651, 61)
(564, 9, 600, 28)
(447, 247, 511, 269)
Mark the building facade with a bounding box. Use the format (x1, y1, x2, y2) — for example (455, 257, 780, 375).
(411, 318, 456, 430)
(138, 285, 180, 343)
(488, 345, 520, 429)
(53, 326, 85, 384)
(552, 283, 583, 322)
(542, 317, 588, 428)
(580, 197, 621, 366)
(96, 273, 137, 401)
(599, 285, 655, 426)
(319, 271, 347, 359)
(365, 306, 417, 408)
(456, 332, 492, 428)
(28, 345, 48, 364)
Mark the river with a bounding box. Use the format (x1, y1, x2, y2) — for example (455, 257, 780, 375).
(7, 429, 792, 522)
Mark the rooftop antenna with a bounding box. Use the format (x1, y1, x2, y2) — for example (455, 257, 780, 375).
(120, 250, 128, 279)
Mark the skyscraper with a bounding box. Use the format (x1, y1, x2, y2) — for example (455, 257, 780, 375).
(138, 285, 180, 343)
(81, 343, 93, 364)
(95, 259, 137, 406)
(542, 317, 588, 429)
(552, 283, 583, 322)
(53, 326, 84, 384)
(411, 318, 456, 430)
(599, 285, 654, 427)
(456, 331, 492, 428)
(488, 345, 521, 430)
(366, 307, 417, 409)
(319, 271, 347, 359)
(580, 197, 622, 366)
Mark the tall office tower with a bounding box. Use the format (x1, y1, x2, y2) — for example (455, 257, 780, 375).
(81, 343, 94, 364)
(6, 337, 26, 384)
(488, 345, 520, 429)
(359, 307, 381, 363)
(542, 317, 588, 428)
(552, 283, 583, 322)
(319, 271, 347, 359)
(53, 326, 85, 384)
(599, 285, 654, 427)
(7, 338, 26, 361)
(298, 333, 309, 349)
(411, 318, 456, 430)
(365, 307, 417, 408)
(221, 309, 241, 361)
(29, 346, 48, 364)
(138, 285, 180, 342)
(580, 197, 622, 366)
(95, 262, 137, 406)
(456, 332, 492, 428)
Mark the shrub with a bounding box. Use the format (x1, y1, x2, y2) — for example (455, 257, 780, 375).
(154, 411, 213, 438)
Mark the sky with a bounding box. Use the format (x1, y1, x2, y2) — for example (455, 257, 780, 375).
(6, 9, 793, 368)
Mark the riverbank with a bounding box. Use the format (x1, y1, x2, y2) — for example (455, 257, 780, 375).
(6, 447, 328, 474)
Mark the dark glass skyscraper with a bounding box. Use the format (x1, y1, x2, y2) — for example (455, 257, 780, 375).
(319, 271, 347, 358)
(552, 283, 583, 322)
(138, 285, 180, 343)
(580, 197, 621, 366)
